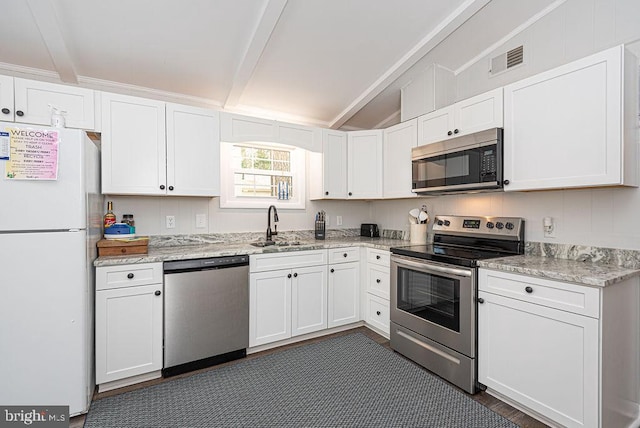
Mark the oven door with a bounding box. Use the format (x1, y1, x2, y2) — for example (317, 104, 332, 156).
(390, 254, 476, 357)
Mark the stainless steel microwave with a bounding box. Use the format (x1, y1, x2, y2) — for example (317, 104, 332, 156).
(411, 128, 503, 195)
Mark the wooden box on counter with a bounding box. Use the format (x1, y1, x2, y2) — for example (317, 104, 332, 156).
(97, 237, 149, 256)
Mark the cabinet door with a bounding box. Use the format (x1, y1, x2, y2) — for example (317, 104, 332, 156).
(291, 265, 327, 337)
(453, 87, 503, 137)
(0, 75, 14, 121)
(14, 78, 95, 129)
(347, 130, 383, 199)
(220, 112, 278, 143)
(327, 262, 360, 328)
(322, 129, 348, 198)
(503, 46, 627, 191)
(95, 284, 163, 384)
(383, 119, 417, 198)
(101, 93, 166, 195)
(166, 103, 220, 196)
(249, 270, 291, 347)
(417, 105, 453, 146)
(478, 291, 599, 428)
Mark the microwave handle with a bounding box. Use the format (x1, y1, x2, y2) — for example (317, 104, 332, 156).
(392, 256, 472, 278)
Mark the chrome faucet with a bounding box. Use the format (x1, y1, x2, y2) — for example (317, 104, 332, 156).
(266, 205, 279, 243)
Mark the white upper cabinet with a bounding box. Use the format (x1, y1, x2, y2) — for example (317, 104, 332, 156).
(503, 45, 637, 191)
(383, 119, 417, 198)
(220, 113, 278, 143)
(401, 63, 455, 122)
(347, 130, 383, 199)
(417, 88, 503, 146)
(0, 75, 15, 122)
(278, 121, 322, 152)
(166, 103, 220, 196)
(102, 93, 220, 196)
(318, 129, 348, 199)
(0, 77, 95, 129)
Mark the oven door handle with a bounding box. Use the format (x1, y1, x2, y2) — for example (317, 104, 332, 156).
(393, 257, 472, 278)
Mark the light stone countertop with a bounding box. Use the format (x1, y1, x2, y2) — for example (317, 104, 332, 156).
(94, 236, 408, 267)
(478, 255, 640, 287)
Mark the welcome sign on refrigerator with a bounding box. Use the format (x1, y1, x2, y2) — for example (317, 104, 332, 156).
(0, 124, 102, 416)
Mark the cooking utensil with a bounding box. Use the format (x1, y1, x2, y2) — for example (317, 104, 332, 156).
(418, 211, 428, 223)
(409, 208, 420, 224)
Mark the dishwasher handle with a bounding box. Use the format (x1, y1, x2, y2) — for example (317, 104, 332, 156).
(164, 255, 249, 273)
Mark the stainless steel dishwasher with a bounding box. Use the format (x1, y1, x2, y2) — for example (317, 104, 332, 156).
(162, 255, 249, 377)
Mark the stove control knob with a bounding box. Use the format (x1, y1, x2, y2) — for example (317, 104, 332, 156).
(444, 220, 451, 226)
(486, 222, 494, 229)
(437, 220, 444, 226)
(496, 222, 504, 230)
(505, 222, 514, 230)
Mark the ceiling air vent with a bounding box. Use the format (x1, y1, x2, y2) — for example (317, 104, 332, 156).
(490, 45, 524, 76)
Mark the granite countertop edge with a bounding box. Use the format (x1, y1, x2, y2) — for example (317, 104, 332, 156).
(478, 255, 640, 287)
(94, 237, 406, 267)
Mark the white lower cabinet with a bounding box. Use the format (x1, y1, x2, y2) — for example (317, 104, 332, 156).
(291, 265, 327, 336)
(95, 263, 163, 389)
(249, 269, 292, 347)
(327, 261, 360, 328)
(478, 268, 640, 428)
(363, 248, 390, 337)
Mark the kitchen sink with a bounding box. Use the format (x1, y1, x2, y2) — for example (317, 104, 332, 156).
(250, 241, 303, 247)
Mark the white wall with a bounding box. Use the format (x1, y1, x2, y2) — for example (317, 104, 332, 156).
(371, 0, 640, 251)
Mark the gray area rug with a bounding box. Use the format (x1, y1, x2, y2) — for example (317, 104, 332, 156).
(84, 333, 516, 427)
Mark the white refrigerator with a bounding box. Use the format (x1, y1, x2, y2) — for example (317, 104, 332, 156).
(0, 123, 102, 416)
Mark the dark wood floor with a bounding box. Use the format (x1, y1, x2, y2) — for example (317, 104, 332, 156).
(71, 327, 548, 428)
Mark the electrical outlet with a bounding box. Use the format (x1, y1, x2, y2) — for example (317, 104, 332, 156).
(336, 215, 343, 226)
(166, 215, 176, 229)
(195, 213, 207, 229)
(543, 217, 556, 238)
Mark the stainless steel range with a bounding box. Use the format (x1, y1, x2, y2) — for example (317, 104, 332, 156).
(390, 215, 524, 394)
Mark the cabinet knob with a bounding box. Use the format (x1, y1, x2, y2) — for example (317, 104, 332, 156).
(525, 286, 533, 294)
(160, 185, 165, 190)
(376, 279, 381, 283)
(127, 273, 134, 279)
(348, 192, 352, 196)
(325, 191, 329, 196)
(1, 108, 9, 115)
(478, 297, 485, 304)
(330, 269, 335, 273)
(154, 290, 161, 296)
(453, 129, 459, 134)
(16, 110, 24, 117)
(376, 255, 381, 260)
(503, 180, 510, 185)
(447, 131, 452, 136)
(287, 273, 292, 279)
(168, 186, 174, 191)
(343, 253, 348, 258)
(293, 272, 298, 278)
(376, 311, 381, 316)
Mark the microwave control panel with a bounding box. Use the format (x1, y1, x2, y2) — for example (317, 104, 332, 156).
(480, 148, 497, 182)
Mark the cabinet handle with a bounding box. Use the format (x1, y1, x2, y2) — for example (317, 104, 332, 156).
(525, 286, 533, 294)
(478, 297, 485, 304)
(16, 110, 24, 117)
(160, 185, 165, 190)
(293, 272, 298, 278)
(325, 191, 329, 196)
(376, 255, 381, 260)
(127, 273, 134, 279)
(376, 311, 381, 316)
(454, 129, 459, 134)
(287, 273, 292, 279)
(503, 180, 510, 185)
(343, 253, 348, 258)
(154, 290, 161, 296)
(330, 269, 335, 273)
(447, 131, 452, 136)
(168, 186, 174, 191)
(376, 279, 381, 283)
(1, 108, 9, 115)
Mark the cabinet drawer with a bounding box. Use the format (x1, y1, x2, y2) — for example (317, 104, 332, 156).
(367, 264, 390, 299)
(250, 250, 327, 273)
(366, 294, 390, 335)
(96, 263, 163, 291)
(367, 248, 390, 267)
(328, 247, 360, 264)
(479, 269, 600, 318)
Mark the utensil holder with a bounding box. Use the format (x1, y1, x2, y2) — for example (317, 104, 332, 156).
(410, 223, 428, 244)
(315, 220, 325, 240)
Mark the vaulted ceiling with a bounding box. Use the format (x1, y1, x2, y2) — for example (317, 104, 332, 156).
(1, 0, 557, 130)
